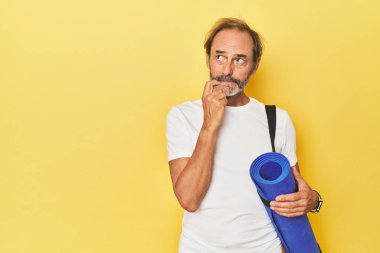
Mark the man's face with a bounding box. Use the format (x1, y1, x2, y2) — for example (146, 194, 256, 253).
(206, 28, 256, 96)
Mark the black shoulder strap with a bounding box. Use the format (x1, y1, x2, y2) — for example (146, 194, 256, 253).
(265, 105, 276, 152)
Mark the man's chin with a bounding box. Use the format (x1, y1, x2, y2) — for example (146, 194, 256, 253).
(225, 88, 243, 97)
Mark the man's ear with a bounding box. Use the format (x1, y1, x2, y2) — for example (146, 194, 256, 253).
(205, 53, 210, 69)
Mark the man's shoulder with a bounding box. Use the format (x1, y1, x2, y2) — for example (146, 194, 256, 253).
(250, 97, 292, 122)
(173, 99, 202, 109)
(272, 103, 294, 129)
(275, 105, 291, 120)
(250, 97, 289, 117)
(167, 99, 203, 117)
(166, 99, 204, 135)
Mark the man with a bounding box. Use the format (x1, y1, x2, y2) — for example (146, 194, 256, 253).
(166, 18, 321, 253)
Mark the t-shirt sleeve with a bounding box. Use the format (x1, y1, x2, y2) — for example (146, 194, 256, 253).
(280, 112, 298, 167)
(165, 106, 194, 162)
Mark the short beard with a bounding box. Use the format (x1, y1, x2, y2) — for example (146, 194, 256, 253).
(210, 73, 250, 97)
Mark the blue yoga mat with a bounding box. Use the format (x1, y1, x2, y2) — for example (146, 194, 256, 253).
(249, 152, 321, 253)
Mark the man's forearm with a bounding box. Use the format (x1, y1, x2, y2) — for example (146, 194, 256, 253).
(174, 126, 218, 212)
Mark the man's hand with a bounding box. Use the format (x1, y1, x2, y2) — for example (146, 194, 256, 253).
(270, 164, 319, 217)
(202, 80, 228, 132)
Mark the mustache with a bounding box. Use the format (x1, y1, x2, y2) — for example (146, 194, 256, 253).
(213, 75, 241, 84)
(212, 75, 248, 89)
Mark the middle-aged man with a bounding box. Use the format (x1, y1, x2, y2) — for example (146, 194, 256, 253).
(166, 18, 322, 253)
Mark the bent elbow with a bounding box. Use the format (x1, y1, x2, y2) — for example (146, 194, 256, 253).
(173, 183, 201, 212)
(177, 197, 200, 212)
(182, 202, 199, 212)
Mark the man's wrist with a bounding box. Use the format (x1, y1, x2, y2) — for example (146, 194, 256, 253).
(201, 124, 219, 136)
(310, 190, 323, 213)
(312, 190, 319, 208)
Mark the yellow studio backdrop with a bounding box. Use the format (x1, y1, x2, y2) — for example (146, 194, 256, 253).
(1, 0, 379, 252)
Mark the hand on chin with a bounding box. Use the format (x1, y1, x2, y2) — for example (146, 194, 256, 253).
(214, 82, 237, 95)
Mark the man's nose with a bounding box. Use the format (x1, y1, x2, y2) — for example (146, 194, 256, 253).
(222, 61, 234, 76)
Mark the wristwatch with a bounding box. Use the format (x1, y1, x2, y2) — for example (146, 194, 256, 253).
(310, 190, 323, 213)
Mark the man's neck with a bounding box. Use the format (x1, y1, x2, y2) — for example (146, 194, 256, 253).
(226, 91, 249, 107)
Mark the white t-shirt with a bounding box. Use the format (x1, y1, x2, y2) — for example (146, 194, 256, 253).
(166, 96, 297, 253)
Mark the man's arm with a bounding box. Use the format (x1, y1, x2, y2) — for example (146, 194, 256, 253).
(169, 127, 217, 212)
(269, 163, 319, 217)
(168, 80, 227, 212)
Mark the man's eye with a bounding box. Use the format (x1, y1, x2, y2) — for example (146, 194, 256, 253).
(216, 55, 225, 61)
(235, 58, 246, 64)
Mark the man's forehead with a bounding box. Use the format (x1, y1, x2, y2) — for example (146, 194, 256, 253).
(211, 28, 253, 55)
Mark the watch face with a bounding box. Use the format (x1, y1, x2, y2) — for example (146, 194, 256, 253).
(310, 194, 323, 213)
(316, 198, 323, 212)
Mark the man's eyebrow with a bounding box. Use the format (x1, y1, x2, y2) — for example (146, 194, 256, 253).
(214, 50, 247, 58)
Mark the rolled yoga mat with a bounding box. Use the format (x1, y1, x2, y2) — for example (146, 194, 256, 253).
(249, 152, 321, 253)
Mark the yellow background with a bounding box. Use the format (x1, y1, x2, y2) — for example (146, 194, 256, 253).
(1, 0, 379, 252)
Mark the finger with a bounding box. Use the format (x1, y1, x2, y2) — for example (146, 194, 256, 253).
(271, 206, 307, 215)
(270, 199, 303, 209)
(209, 91, 227, 105)
(275, 192, 302, 202)
(210, 90, 226, 100)
(213, 82, 235, 94)
(203, 80, 222, 96)
(203, 81, 214, 96)
(220, 96, 228, 106)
